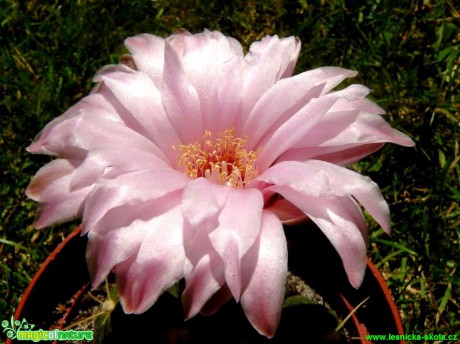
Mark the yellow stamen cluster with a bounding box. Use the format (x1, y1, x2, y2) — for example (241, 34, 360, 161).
(176, 128, 258, 189)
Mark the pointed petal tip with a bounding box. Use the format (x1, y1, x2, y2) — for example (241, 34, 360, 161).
(124, 33, 153, 48)
(247, 317, 279, 338)
(321, 66, 358, 78)
(388, 127, 416, 147)
(403, 136, 416, 147)
(383, 223, 392, 236)
(348, 263, 366, 289)
(181, 293, 199, 320)
(118, 297, 135, 314)
(33, 220, 46, 230)
(26, 141, 44, 154)
(25, 144, 33, 153)
(90, 280, 101, 291)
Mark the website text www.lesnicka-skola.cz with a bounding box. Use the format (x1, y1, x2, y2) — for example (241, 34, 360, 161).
(365, 333, 458, 341)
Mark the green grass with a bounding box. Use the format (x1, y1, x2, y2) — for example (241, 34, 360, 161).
(1, 0, 459, 340)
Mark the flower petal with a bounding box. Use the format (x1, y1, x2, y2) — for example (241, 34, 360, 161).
(92, 63, 137, 83)
(124, 33, 165, 85)
(240, 210, 287, 338)
(28, 108, 165, 160)
(215, 54, 244, 132)
(86, 192, 182, 289)
(99, 70, 182, 165)
(26, 159, 91, 228)
(255, 159, 391, 233)
(82, 169, 186, 234)
(243, 67, 357, 148)
(114, 205, 185, 314)
(266, 198, 308, 225)
(87, 219, 149, 289)
(279, 36, 301, 79)
(209, 188, 264, 300)
(240, 35, 300, 125)
(26, 159, 76, 201)
(181, 178, 229, 232)
(278, 98, 415, 165)
(199, 284, 233, 316)
(69, 148, 169, 191)
(182, 179, 264, 301)
(181, 184, 226, 318)
(271, 186, 367, 288)
(257, 94, 339, 170)
(159, 40, 204, 144)
(84, 192, 181, 287)
(257, 83, 383, 169)
(168, 30, 244, 134)
(182, 253, 226, 319)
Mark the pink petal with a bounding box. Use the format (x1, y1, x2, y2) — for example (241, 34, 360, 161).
(279, 36, 301, 79)
(87, 219, 149, 289)
(278, 96, 415, 165)
(329, 111, 415, 147)
(255, 160, 391, 233)
(214, 55, 244, 132)
(87, 198, 183, 290)
(114, 205, 185, 313)
(159, 41, 204, 144)
(266, 198, 308, 225)
(87, 190, 183, 241)
(257, 83, 382, 169)
(32, 190, 89, 229)
(168, 30, 244, 134)
(208, 188, 264, 300)
(69, 148, 169, 191)
(199, 284, 233, 316)
(181, 178, 229, 232)
(181, 194, 224, 314)
(165, 29, 192, 55)
(92, 63, 137, 83)
(257, 94, 339, 170)
(26, 159, 91, 228)
(182, 253, 226, 319)
(268, 183, 368, 288)
(180, 195, 228, 319)
(240, 35, 300, 125)
(82, 169, 187, 234)
(182, 179, 264, 301)
(124, 33, 166, 85)
(28, 109, 165, 160)
(26, 90, 126, 158)
(243, 67, 357, 149)
(240, 210, 287, 338)
(99, 71, 182, 165)
(26, 159, 76, 200)
(167, 30, 245, 133)
(283, 143, 385, 166)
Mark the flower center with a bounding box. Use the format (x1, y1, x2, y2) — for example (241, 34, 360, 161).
(176, 128, 258, 189)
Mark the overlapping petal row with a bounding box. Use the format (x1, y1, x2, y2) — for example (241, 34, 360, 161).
(26, 29, 414, 337)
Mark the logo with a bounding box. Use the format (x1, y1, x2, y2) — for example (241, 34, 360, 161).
(2, 316, 93, 342)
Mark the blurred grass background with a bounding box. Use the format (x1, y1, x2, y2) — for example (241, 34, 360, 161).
(1, 0, 459, 339)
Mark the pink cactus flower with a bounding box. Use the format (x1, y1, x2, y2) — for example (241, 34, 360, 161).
(26, 29, 414, 337)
